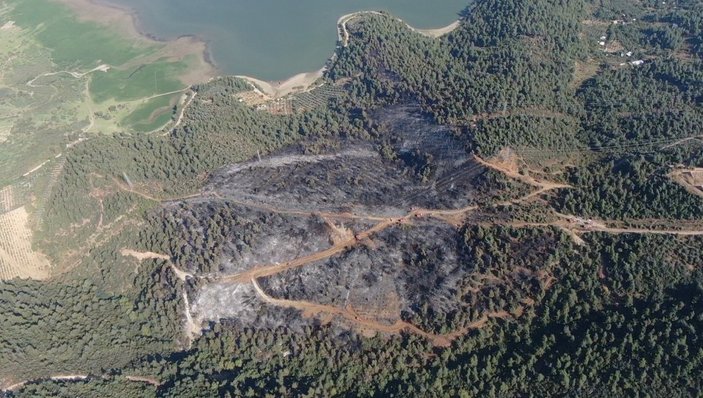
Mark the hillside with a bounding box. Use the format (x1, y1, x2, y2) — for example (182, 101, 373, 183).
(2, 0, 703, 396)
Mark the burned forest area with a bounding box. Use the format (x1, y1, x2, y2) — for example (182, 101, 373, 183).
(4, 0, 703, 396)
(161, 105, 553, 345)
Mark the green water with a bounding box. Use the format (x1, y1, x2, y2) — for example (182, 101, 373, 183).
(104, 0, 468, 80)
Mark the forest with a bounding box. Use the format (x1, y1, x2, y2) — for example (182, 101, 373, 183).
(2, 0, 703, 396)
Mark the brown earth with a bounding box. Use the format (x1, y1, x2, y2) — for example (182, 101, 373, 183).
(669, 167, 703, 199)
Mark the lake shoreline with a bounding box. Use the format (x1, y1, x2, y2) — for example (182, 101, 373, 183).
(52, 0, 462, 90)
(236, 12, 461, 99)
(53, 0, 219, 83)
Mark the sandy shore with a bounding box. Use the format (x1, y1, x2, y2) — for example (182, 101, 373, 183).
(239, 13, 461, 99)
(338, 11, 460, 46)
(416, 20, 461, 38)
(51, 0, 216, 85)
(236, 68, 325, 99)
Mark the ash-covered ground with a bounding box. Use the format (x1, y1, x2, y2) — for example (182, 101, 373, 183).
(258, 223, 467, 326)
(164, 105, 555, 339)
(207, 105, 485, 215)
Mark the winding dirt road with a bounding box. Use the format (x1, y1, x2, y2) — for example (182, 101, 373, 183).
(251, 278, 467, 347)
(2, 374, 160, 393)
(214, 216, 404, 283)
(112, 150, 703, 347)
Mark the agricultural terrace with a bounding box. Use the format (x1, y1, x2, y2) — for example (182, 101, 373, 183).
(0, 207, 50, 280)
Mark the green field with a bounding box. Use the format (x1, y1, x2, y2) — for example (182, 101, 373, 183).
(120, 92, 179, 132)
(0, 0, 201, 186)
(9, 0, 144, 68)
(90, 60, 187, 103)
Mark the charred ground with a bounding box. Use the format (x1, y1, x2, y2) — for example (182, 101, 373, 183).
(153, 105, 568, 343)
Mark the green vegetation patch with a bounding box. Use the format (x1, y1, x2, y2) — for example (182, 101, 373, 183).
(121, 93, 179, 132)
(90, 60, 187, 103)
(8, 0, 146, 68)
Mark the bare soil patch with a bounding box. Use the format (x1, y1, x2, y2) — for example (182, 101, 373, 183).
(604, 40, 625, 54)
(572, 59, 600, 88)
(415, 21, 460, 38)
(120, 248, 170, 262)
(475, 150, 572, 194)
(669, 168, 703, 199)
(236, 69, 325, 100)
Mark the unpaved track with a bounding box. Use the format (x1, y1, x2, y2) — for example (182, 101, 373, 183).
(119, 248, 193, 281)
(415, 21, 461, 38)
(338, 11, 459, 47)
(661, 135, 703, 149)
(2, 375, 86, 393)
(507, 214, 703, 240)
(125, 375, 160, 386)
(182, 291, 199, 345)
(209, 191, 391, 222)
(473, 154, 572, 192)
(120, 248, 170, 262)
(215, 217, 403, 283)
(171, 91, 197, 130)
(338, 11, 384, 47)
(111, 177, 202, 203)
(25, 64, 110, 87)
(251, 278, 467, 347)
(119, 148, 703, 346)
(2, 374, 159, 393)
(583, 225, 703, 236)
(118, 248, 197, 345)
(213, 204, 481, 284)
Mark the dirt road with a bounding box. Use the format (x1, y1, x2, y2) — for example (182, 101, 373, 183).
(111, 176, 203, 203)
(2, 374, 160, 393)
(337, 11, 458, 47)
(473, 153, 572, 192)
(173, 91, 196, 128)
(117, 147, 703, 347)
(215, 217, 402, 283)
(251, 278, 466, 347)
(119, 248, 193, 281)
(120, 248, 170, 262)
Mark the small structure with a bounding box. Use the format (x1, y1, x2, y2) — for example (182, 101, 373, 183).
(630, 60, 645, 66)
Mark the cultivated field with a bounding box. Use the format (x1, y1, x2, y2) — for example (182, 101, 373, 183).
(0, 185, 16, 213)
(0, 206, 50, 280)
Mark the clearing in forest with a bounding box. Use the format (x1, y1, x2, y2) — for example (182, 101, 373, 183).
(0, 206, 50, 280)
(669, 167, 703, 199)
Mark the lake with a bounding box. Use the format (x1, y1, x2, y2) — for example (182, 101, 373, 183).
(103, 0, 468, 81)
